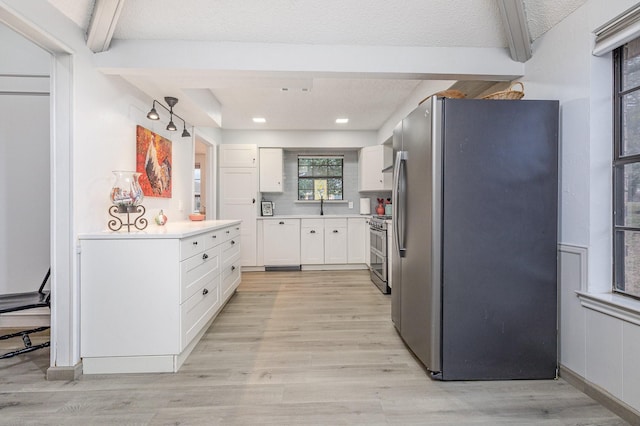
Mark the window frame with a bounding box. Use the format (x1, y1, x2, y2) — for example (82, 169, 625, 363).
(297, 155, 344, 201)
(613, 41, 640, 300)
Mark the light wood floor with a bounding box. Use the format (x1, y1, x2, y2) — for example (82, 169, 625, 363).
(0, 270, 628, 425)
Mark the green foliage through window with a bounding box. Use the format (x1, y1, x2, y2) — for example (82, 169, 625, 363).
(298, 156, 343, 200)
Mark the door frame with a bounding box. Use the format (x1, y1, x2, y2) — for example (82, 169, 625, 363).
(0, 3, 78, 377)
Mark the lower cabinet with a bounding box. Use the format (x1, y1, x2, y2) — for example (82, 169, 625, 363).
(79, 221, 241, 374)
(324, 219, 348, 264)
(263, 218, 301, 266)
(301, 219, 324, 264)
(347, 217, 366, 264)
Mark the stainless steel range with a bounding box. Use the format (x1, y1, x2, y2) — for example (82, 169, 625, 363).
(369, 215, 391, 294)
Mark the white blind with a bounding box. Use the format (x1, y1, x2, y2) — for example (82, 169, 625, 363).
(594, 5, 640, 56)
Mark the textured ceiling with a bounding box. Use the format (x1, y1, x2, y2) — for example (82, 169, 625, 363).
(46, 0, 587, 131)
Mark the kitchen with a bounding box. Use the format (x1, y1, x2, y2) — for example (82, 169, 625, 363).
(0, 0, 639, 423)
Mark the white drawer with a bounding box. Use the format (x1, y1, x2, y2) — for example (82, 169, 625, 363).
(221, 258, 241, 301)
(204, 229, 225, 250)
(221, 237, 241, 261)
(180, 234, 205, 261)
(180, 246, 220, 303)
(181, 275, 220, 350)
(301, 219, 324, 228)
(324, 218, 347, 228)
(220, 225, 241, 242)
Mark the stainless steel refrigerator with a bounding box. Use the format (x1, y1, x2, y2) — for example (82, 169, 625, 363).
(392, 96, 559, 380)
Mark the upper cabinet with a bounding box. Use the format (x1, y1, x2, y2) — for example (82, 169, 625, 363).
(219, 144, 257, 168)
(259, 148, 283, 192)
(358, 145, 392, 192)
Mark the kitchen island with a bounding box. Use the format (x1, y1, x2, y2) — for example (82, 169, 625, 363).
(78, 220, 241, 374)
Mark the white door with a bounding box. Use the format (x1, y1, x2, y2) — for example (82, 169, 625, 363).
(220, 168, 257, 266)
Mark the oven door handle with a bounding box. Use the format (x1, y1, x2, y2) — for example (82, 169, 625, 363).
(393, 151, 407, 257)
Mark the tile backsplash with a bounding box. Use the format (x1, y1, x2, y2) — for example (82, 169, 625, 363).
(260, 149, 391, 216)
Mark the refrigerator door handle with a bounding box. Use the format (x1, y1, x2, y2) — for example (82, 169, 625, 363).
(393, 151, 408, 257)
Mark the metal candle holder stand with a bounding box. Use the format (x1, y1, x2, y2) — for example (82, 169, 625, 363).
(108, 205, 148, 232)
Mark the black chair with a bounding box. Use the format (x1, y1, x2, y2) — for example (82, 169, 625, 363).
(0, 269, 51, 359)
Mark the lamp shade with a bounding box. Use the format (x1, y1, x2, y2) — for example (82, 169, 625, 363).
(147, 107, 159, 120)
(167, 119, 177, 131)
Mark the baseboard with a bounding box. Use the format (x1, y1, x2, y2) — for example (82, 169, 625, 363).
(242, 266, 265, 272)
(47, 361, 83, 381)
(0, 308, 50, 327)
(301, 264, 368, 271)
(559, 364, 640, 424)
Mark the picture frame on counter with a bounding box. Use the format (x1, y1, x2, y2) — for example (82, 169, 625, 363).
(261, 201, 273, 216)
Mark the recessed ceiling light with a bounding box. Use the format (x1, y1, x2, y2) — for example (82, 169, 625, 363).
(336, 118, 349, 124)
(253, 117, 266, 123)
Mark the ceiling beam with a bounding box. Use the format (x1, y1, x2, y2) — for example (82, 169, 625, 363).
(86, 0, 125, 53)
(497, 0, 532, 63)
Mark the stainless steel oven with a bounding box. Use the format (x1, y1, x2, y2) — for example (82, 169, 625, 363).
(370, 216, 390, 294)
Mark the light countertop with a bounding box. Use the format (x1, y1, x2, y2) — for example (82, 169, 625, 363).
(78, 219, 241, 240)
(257, 214, 372, 220)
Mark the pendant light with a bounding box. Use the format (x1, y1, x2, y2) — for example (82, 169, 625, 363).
(145, 96, 191, 138)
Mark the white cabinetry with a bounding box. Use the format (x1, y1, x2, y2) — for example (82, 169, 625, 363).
(79, 221, 241, 374)
(219, 144, 257, 168)
(263, 218, 301, 266)
(301, 219, 324, 264)
(358, 145, 393, 191)
(259, 148, 283, 192)
(324, 218, 347, 264)
(220, 144, 258, 266)
(347, 217, 366, 264)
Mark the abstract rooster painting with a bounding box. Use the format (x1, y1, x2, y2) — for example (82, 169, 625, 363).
(136, 125, 172, 198)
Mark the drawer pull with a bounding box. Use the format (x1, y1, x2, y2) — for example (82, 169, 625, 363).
(202, 253, 209, 260)
(279, 221, 285, 225)
(231, 240, 236, 245)
(231, 266, 236, 271)
(310, 230, 316, 234)
(202, 288, 209, 296)
(226, 230, 230, 234)
(211, 235, 217, 239)
(192, 241, 198, 246)
(333, 230, 339, 233)
(236, 227, 240, 230)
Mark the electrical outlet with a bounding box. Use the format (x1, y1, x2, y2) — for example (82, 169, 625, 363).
(178, 200, 184, 212)
(348, 201, 353, 209)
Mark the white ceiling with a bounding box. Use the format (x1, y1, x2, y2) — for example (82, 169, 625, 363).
(46, 0, 587, 131)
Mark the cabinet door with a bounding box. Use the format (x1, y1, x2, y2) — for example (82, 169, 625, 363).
(347, 218, 366, 264)
(358, 145, 393, 191)
(324, 223, 347, 264)
(301, 226, 324, 264)
(219, 168, 257, 266)
(259, 148, 283, 192)
(219, 144, 257, 168)
(263, 219, 301, 265)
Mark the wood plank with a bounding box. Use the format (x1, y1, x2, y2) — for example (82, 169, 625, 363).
(0, 270, 628, 424)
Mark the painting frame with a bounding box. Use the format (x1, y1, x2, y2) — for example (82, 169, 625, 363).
(261, 201, 274, 217)
(136, 125, 172, 198)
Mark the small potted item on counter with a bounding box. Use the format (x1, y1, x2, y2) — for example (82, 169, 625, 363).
(376, 198, 385, 215)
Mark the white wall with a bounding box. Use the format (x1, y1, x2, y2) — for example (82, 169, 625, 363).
(0, 24, 50, 294)
(0, 0, 200, 369)
(221, 129, 377, 149)
(524, 0, 640, 412)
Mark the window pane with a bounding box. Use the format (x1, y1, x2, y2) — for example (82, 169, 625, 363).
(616, 163, 640, 226)
(299, 190, 313, 200)
(623, 39, 640, 91)
(311, 165, 328, 177)
(622, 91, 640, 156)
(298, 166, 309, 177)
(314, 179, 327, 200)
(615, 230, 640, 298)
(299, 178, 313, 190)
(327, 166, 342, 176)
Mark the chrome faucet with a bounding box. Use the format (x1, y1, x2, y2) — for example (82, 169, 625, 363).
(320, 197, 324, 216)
